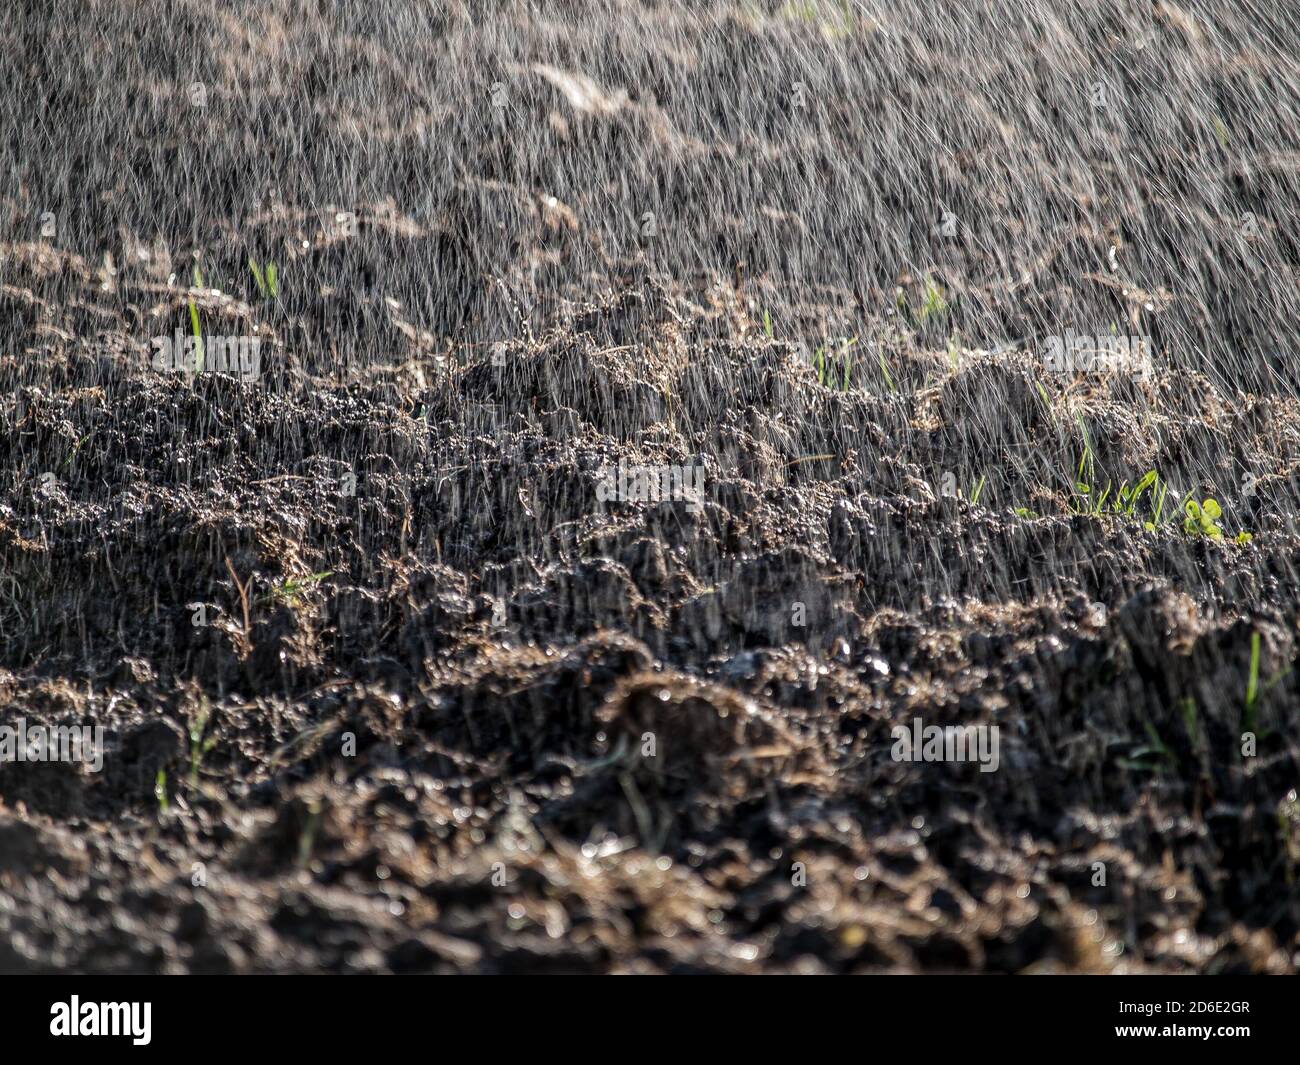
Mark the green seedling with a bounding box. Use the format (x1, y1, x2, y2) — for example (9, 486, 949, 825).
(1146, 477, 1170, 530)
(778, 0, 855, 36)
(1064, 430, 1214, 536)
(249, 258, 280, 299)
(1177, 495, 1253, 544)
(1244, 631, 1261, 736)
(268, 570, 334, 608)
(1070, 433, 1099, 514)
(154, 769, 169, 813)
(188, 703, 219, 789)
(1119, 470, 1157, 516)
(1183, 497, 1224, 540)
(969, 474, 986, 505)
(762, 308, 773, 338)
(918, 275, 947, 322)
(1034, 379, 1059, 428)
(1238, 632, 1292, 743)
(62, 431, 92, 471)
(1013, 506, 1039, 519)
(781, 1, 820, 20)
(895, 275, 951, 325)
(878, 347, 894, 393)
(1070, 415, 1096, 505)
(189, 263, 204, 372)
(1119, 720, 1178, 773)
(811, 336, 857, 390)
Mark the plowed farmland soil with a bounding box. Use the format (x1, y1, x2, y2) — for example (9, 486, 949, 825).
(1, 0, 1298, 972)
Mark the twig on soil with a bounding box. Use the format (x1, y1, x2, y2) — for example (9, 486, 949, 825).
(224, 555, 252, 636)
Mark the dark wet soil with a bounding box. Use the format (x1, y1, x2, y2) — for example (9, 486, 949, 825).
(1, 1, 1297, 972)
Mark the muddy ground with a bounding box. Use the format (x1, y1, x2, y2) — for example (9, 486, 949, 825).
(1, 1, 1298, 972)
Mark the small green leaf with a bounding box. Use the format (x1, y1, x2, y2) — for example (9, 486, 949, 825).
(249, 257, 266, 297)
(1245, 632, 1262, 718)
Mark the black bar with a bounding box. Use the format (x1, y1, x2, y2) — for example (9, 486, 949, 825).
(1, 975, 1291, 1053)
